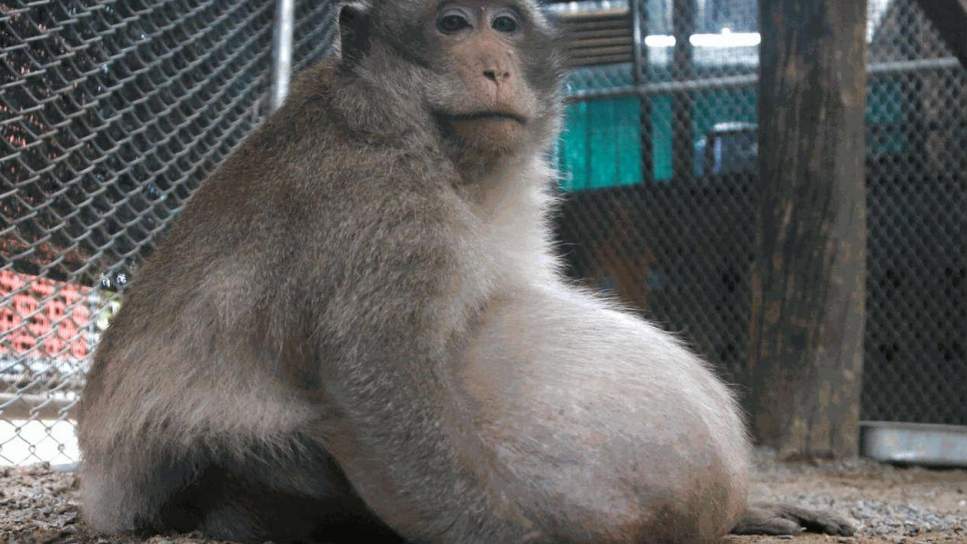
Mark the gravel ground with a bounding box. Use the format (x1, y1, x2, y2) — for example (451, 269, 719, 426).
(1, 450, 965, 544)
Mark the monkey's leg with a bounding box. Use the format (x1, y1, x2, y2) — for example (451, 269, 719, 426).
(730, 502, 856, 536)
(183, 468, 403, 543)
(182, 436, 404, 543)
(80, 432, 382, 542)
(79, 449, 203, 535)
(184, 467, 332, 542)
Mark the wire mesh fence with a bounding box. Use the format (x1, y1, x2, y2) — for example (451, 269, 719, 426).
(0, 0, 334, 465)
(859, 1, 966, 426)
(1, 0, 964, 465)
(552, 0, 966, 426)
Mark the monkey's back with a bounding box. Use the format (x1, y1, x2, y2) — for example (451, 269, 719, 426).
(75, 63, 468, 537)
(79, 58, 451, 422)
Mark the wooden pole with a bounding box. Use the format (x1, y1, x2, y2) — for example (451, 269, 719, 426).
(749, 0, 869, 459)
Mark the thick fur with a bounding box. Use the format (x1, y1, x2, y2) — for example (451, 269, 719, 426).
(77, 2, 848, 543)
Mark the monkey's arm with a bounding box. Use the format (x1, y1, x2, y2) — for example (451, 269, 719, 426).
(294, 168, 528, 543)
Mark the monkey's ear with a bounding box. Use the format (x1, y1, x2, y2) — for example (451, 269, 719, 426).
(339, 1, 371, 67)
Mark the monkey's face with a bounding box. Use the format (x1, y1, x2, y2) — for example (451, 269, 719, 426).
(426, 1, 561, 156)
(361, 1, 564, 161)
(424, 0, 558, 157)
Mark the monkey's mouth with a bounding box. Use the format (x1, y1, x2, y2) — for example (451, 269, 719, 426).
(444, 111, 528, 126)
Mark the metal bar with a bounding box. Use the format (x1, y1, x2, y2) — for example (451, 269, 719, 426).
(0, 394, 78, 420)
(868, 56, 962, 75)
(564, 56, 961, 102)
(270, 0, 295, 111)
(861, 421, 967, 467)
(630, 0, 643, 87)
(671, 0, 696, 179)
(631, 0, 652, 183)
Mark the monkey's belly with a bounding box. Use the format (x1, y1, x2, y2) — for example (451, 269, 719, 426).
(455, 283, 750, 541)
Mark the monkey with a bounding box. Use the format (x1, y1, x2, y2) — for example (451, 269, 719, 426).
(76, 1, 856, 543)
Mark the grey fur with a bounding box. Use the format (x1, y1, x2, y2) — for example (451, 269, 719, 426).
(77, 2, 853, 542)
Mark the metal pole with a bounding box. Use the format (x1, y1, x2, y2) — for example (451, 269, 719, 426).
(562, 56, 961, 103)
(270, 0, 295, 111)
(671, 0, 696, 181)
(630, 0, 644, 87)
(630, 0, 653, 183)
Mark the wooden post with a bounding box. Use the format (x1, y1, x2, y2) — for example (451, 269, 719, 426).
(748, 0, 869, 459)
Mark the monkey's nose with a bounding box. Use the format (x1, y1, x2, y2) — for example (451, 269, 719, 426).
(483, 69, 511, 84)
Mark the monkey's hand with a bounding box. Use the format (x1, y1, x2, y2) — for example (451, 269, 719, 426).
(731, 502, 856, 536)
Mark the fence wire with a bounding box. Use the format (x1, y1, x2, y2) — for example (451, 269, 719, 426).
(860, 0, 966, 425)
(552, 0, 966, 426)
(0, 0, 964, 465)
(0, 0, 334, 465)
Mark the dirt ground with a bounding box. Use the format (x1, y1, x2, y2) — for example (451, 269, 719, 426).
(1, 450, 965, 544)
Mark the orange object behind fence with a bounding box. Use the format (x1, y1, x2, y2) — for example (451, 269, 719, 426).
(0, 270, 91, 361)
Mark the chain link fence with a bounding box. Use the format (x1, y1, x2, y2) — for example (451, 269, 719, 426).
(1, 0, 964, 465)
(860, 1, 966, 426)
(552, 0, 966, 426)
(0, 0, 335, 465)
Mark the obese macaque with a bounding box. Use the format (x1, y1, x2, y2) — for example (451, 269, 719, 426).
(77, 1, 854, 542)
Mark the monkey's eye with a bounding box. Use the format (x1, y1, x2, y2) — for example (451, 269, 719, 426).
(437, 13, 471, 34)
(491, 14, 520, 34)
